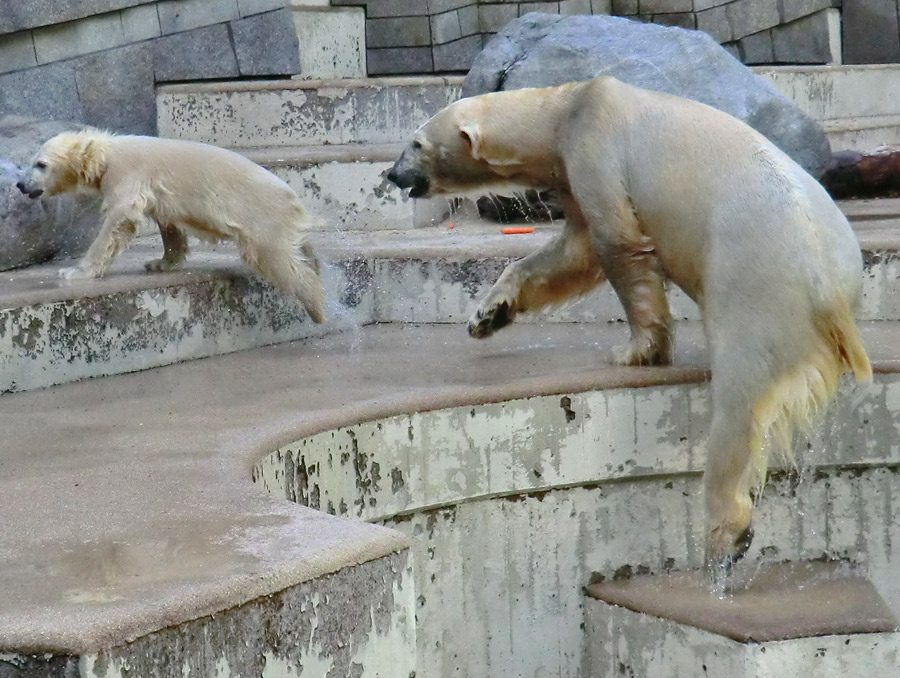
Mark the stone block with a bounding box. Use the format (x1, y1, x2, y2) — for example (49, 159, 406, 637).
(591, 0, 613, 13)
(0, 0, 150, 35)
(121, 4, 162, 42)
(640, 0, 691, 12)
(432, 10, 462, 44)
(652, 12, 696, 28)
(428, 0, 473, 13)
(479, 4, 519, 32)
(0, 61, 82, 121)
(73, 43, 155, 135)
(843, 0, 900, 64)
(693, 0, 731, 10)
(367, 46, 433, 74)
(771, 8, 840, 65)
(560, 0, 593, 14)
(726, 0, 779, 40)
(0, 31, 36, 74)
(696, 4, 731, 41)
(521, 2, 563, 13)
(237, 0, 287, 15)
(232, 8, 300, 76)
(157, 0, 240, 35)
(459, 5, 480, 34)
(291, 7, 365, 79)
(153, 23, 240, 82)
(362, 0, 431, 18)
(366, 16, 432, 48)
(32, 13, 126, 64)
(612, 0, 639, 14)
(739, 28, 774, 63)
(433, 34, 483, 71)
(783, 0, 838, 24)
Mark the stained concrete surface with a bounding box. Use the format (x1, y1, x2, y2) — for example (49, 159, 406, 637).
(2, 318, 900, 654)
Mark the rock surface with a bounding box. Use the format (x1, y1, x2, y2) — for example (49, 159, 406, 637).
(462, 12, 831, 178)
(0, 115, 101, 272)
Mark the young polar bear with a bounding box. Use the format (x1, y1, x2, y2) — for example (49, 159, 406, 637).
(388, 76, 872, 574)
(17, 131, 325, 323)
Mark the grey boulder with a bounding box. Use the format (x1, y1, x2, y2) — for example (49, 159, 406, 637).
(463, 13, 831, 178)
(0, 115, 101, 272)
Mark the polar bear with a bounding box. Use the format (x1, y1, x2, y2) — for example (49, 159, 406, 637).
(17, 131, 325, 323)
(387, 76, 872, 574)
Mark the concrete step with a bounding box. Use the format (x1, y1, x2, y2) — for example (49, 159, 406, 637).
(3, 202, 900, 393)
(756, 65, 900, 151)
(585, 562, 900, 677)
(156, 75, 463, 148)
(755, 65, 900, 122)
(240, 143, 448, 231)
(822, 114, 900, 152)
(290, 4, 366, 80)
(4, 321, 900, 675)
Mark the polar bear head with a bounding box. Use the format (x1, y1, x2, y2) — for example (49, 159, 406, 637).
(17, 130, 110, 199)
(388, 89, 563, 200)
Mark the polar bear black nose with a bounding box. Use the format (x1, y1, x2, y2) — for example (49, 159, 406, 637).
(16, 181, 25, 193)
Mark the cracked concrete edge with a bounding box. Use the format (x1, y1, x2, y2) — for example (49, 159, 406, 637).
(2, 551, 416, 676)
(157, 74, 465, 94)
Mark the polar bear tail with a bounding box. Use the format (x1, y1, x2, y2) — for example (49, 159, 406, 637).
(747, 295, 871, 488)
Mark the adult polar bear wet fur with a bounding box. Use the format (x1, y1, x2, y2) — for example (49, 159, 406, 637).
(387, 76, 872, 573)
(18, 131, 325, 323)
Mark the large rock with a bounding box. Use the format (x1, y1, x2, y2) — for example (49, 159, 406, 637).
(0, 116, 101, 272)
(463, 13, 831, 178)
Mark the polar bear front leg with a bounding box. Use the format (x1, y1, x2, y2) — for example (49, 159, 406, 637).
(59, 210, 140, 280)
(145, 223, 188, 272)
(468, 217, 604, 338)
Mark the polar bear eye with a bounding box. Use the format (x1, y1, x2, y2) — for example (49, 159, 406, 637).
(34, 161, 47, 170)
(412, 140, 422, 150)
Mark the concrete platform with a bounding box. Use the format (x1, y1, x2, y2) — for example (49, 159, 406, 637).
(0, 318, 898, 672)
(585, 561, 900, 677)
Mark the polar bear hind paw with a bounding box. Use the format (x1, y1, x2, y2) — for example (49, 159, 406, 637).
(145, 258, 183, 272)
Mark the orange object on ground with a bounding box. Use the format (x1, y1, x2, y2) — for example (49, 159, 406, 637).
(448, 221, 454, 229)
(501, 226, 535, 234)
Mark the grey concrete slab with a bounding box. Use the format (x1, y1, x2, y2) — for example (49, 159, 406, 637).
(587, 560, 898, 642)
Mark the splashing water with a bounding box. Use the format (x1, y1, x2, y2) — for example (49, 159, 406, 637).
(319, 260, 363, 352)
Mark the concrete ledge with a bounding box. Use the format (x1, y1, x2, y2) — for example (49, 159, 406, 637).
(156, 76, 463, 147)
(585, 589, 900, 677)
(587, 561, 897, 642)
(3, 210, 900, 393)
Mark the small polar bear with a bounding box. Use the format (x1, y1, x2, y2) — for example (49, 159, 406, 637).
(17, 131, 325, 323)
(388, 76, 872, 574)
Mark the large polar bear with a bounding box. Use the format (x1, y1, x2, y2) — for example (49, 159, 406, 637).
(17, 131, 325, 323)
(387, 76, 872, 574)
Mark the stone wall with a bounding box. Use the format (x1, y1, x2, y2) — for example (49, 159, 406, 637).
(0, 0, 302, 135)
(333, 0, 844, 75)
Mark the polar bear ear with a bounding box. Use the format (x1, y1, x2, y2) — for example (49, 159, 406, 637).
(459, 124, 483, 160)
(459, 121, 522, 167)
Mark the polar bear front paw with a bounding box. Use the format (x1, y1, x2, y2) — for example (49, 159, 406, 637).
(612, 332, 672, 366)
(58, 266, 93, 280)
(468, 300, 514, 339)
(144, 258, 183, 273)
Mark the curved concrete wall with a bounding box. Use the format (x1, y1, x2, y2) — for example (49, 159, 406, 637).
(255, 375, 900, 677)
